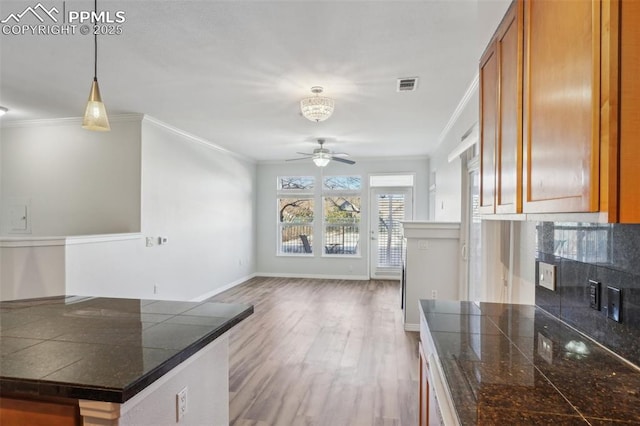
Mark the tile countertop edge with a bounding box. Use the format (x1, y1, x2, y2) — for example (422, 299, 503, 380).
(0, 305, 254, 404)
(121, 305, 254, 403)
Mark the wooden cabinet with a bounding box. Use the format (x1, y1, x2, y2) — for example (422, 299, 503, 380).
(522, 0, 600, 213)
(479, 0, 523, 214)
(0, 396, 81, 426)
(605, 0, 640, 223)
(479, 38, 498, 213)
(479, 0, 640, 222)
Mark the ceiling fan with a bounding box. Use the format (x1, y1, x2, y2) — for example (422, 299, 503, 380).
(286, 139, 356, 167)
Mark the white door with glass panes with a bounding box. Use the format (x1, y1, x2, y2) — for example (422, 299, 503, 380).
(369, 186, 413, 279)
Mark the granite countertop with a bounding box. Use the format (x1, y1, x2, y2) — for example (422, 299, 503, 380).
(420, 299, 640, 424)
(0, 296, 253, 403)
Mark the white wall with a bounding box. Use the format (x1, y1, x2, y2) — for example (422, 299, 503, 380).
(1, 116, 257, 302)
(66, 119, 257, 301)
(511, 221, 536, 304)
(429, 89, 479, 222)
(135, 118, 257, 300)
(256, 157, 429, 278)
(0, 116, 142, 236)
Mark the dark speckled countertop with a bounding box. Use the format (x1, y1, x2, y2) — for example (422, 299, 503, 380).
(0, 296, 253, 403)
(420, 300, 640, 425)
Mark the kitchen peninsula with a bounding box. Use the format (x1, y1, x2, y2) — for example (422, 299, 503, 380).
(419, 299, 640, 424)
(0, 296, 253, 425)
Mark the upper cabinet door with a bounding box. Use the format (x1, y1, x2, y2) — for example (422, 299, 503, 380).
(479, 44, 498, 214)
(479, 0, 523, 215)
(496, 1, 523, 214)
(618, 0, 640, 222)
(522, 0, 601, 213)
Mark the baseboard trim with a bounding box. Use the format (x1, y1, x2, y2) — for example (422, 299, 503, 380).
(191, 273, 257, 302)
(404, 323, 420, 332)
(256, 272, 371, 281)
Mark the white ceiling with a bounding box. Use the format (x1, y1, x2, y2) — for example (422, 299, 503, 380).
(0, 0, 510, 161)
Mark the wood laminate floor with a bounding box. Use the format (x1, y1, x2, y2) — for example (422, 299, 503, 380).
(209, 277, 419, 426)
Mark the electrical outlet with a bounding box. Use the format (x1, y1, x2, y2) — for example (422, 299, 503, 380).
(538, 261, 556, 291)
(607, 286, 622, 323)
(176, 387, 188, 422)
(145, 237, 154, 247)
(537, 333, 553, 364)
(431, 290, 437, 299)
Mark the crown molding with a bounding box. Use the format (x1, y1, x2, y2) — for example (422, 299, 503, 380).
(142, 115, 256, 163)
(0, 113, 144, 129)
(437, 73, 479, 146)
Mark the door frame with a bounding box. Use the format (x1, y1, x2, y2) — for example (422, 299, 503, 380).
(368, 186, 414, 279)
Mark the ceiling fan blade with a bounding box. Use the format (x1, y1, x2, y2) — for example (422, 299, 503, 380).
(285, 157, 311, 162)
(331, 152, 350, 157)
(296, 152, 314, 156)
(331, 156, 356, 165)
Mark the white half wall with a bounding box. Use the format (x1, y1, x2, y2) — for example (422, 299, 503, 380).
(0, 116, 142, 236)
(256, 157, 429, 278)
(0, 241, 65, 300)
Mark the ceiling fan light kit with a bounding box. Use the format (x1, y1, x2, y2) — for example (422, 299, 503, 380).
(300, 86, 334, 123)
(82, 0, 110, 132)
(0, 106, 8, 117)
(312, 151, 331, 168)
(287, 139, 355, 168)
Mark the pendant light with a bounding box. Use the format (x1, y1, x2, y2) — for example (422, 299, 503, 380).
(82, 0, 110, 131)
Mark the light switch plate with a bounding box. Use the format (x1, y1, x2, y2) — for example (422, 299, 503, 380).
(538, 261, 556, 291)
(589, 280, 600, 310)
(607, 286, 622, 323)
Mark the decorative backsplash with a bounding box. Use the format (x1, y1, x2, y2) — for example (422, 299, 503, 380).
(535, 222, 640, 367)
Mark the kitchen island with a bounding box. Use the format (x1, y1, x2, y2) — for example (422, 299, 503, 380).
(0, 296, 253, 425)
(419, 299, 640, 424)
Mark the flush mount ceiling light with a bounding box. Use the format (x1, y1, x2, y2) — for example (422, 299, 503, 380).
(82, 0, 110, 131)
(300, 86, 334, 123)
(0, 107, 8, 117)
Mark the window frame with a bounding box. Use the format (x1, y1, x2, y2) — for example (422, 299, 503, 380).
(322, 175, 362, 257)
(276, 176, 315, 256)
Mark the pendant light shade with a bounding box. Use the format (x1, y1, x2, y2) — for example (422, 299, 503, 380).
(82, 78, 110, 131)
(82, 0, 110, 132)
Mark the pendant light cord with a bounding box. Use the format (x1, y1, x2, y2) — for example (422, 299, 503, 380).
(93, 0, 97, 80)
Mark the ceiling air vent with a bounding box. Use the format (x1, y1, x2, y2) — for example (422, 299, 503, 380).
(397, 77, 419, 92)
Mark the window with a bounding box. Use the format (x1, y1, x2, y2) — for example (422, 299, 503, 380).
(323, 176, 361, 255)
(277, 177, 314, 255)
